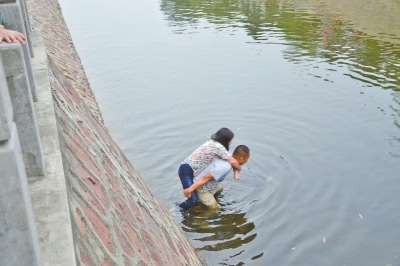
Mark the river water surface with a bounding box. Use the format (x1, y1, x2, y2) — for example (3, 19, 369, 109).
(59, 0, 400, 264)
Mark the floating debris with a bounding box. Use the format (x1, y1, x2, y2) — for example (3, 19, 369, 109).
(292, 247, 296, 250)
(267, 176, 273, 182)
(323, 237, 326, 244)
(359, 214, 363, 220)
(279, 155, 289, 164)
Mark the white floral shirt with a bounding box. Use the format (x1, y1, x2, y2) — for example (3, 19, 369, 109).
(182, 140, 232, 176)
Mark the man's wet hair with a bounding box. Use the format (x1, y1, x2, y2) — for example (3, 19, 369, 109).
(233, 145, 250, 157)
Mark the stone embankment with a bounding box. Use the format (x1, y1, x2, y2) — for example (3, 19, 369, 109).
(25, 0, 203, 265)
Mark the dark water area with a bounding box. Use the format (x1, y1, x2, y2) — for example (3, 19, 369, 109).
(59, 0, 400, 264)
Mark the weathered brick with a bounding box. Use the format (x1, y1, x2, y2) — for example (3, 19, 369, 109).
(69, 138, 101, 178)
(127, 198, 144, 224)
(120, 178, 136, 196)
(64, 82, 82, 105)
(121, 152, 134, 172)
(102, 259, 113, 266)
(112, 195, 136, 227)
(50, 79, 74, 107)
(128, 176, 151, 196)
(176, 241, 190, 263)
(120, 221, 149, 262)
(108, 174, 123, 195)
(162, 227, 177, 253)
(72, 131, 97, 155)
(83, 205, 113, 253)
(85, 190, 106, 214)
(80, 251, 94, 265)
(123, 256, 134, 266)
(78, 122, 92, 141)
(177, 256, 189, 266)
(159, 204, 171, 218)
(114, 225, 134, 257)
(148, 248, 163, 266)
(67, 134, 87, 157)
(141, 209, 162, 236)
(102, 151, 116, 176)
(78, 165, 108, 208)
(75, 210, 87, 240)
(125, 170, 139, 184)
(153, 237, 170, 263)
(140, 229, 154, 249)
(53, 104, 69, 122)
(95, 123, 115, 146)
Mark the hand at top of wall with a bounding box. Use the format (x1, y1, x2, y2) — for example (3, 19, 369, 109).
(0, 25, 26, 44)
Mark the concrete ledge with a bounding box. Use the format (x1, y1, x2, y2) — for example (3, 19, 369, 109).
(30, 28, 76, 266)
(0, 123, 42, 266)
(0, 0, 37, 100)
(0, 42, 45, 176)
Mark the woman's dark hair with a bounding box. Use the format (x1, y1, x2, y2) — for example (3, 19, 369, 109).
(211, 128, 234, 151)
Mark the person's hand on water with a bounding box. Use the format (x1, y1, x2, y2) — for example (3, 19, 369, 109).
(234, 170, 241, 181)
(183, 189, 191, 198)
(0, 25, 26, 44)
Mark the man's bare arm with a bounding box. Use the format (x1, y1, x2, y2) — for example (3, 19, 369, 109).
(183, 173, 214, 198)
(233, 170, 241, 181)
(228, 156, 241, 171)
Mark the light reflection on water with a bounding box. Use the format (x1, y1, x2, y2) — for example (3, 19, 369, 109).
(58, 0, 400, 264)
(161, 0, 400, 91)
(181, 202, 256, 252)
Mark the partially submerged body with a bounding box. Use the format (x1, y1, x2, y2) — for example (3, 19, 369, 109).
(177, 128, 241, 210)
(192, 159, 232, 210)
(183, 145, 251, 211)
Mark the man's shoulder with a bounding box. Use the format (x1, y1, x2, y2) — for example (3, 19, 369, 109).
(212, 158, 231, 169)
(210, 159, 231, 182)
(211, 159, 232, 175)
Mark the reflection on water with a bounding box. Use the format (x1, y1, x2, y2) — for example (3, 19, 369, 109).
(161, 0, 400, 91)
(173, 194, 258, 265)
(158, 0, 400, 264)
(181, 200, 256, 252)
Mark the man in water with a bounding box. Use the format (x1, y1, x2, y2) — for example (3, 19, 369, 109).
(183, 145, 250, 210)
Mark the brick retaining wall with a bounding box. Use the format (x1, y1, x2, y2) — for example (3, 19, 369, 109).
(48, 57, 201, 265)
(25, 0, 203, 264)
(26, 0, 104, 123)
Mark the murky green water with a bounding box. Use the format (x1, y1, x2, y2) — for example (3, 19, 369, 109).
(60, 0, 400, 264)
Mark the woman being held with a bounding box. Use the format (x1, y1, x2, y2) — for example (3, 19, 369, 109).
(178, 128, 241, 210)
